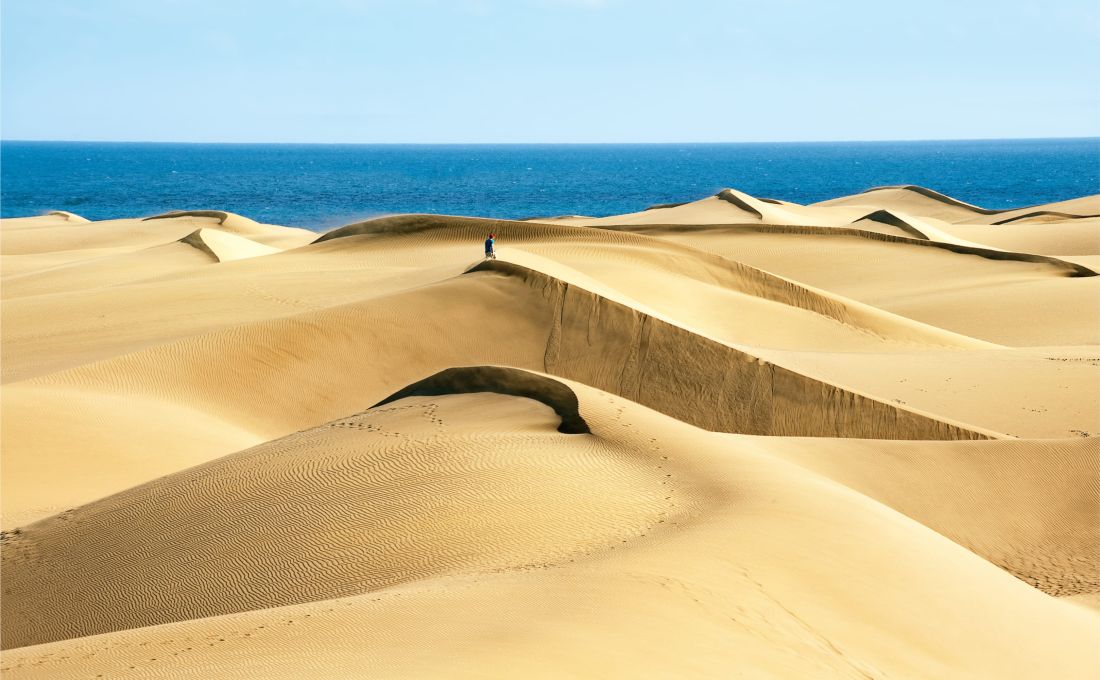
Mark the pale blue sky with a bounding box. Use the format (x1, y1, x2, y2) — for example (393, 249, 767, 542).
(2, 0, 1098, 143)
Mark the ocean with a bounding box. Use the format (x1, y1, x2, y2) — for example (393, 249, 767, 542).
(2, 138, 1097, 230)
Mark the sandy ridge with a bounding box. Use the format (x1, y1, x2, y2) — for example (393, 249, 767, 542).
(470, 259, 994, 439)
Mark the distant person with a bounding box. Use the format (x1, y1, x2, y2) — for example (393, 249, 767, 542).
(484, 233, 496, 259)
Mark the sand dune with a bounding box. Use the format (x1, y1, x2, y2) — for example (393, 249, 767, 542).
(991, 210, 1099, 225)
(180, 228, 282, 262)
(536, 185, 1100, 260)
(2, 246, 1000, 527)
(2, 186, 1098, 678)
(0, 211, 313, 257)
(813, 184, 1004, 220)
(761, 436, 1100, 598)
(3, 379, 676, 648)
(3, 382, 1098, 677)
(637, 225, 1099, 345)
(45, 210, 89, 223)
(814, 184, 1100, 226)
(938, 217, 1100, 256)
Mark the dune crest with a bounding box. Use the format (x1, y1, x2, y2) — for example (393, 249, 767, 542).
(469, 258, 995, 439)
(374, 366, 590, 433)
(45, 210, 89, 222)
(178, 228, 281, 262)
(991, 210, 1100, 225)
(858, 184, 1000, 213)
(177, 228, 220, 260)
(851, 208, 933, 239)
(143, 209, 237, 224)
(714, 188, 765, 218)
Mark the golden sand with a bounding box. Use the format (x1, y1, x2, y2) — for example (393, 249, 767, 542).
(2, 187, 1098, 678)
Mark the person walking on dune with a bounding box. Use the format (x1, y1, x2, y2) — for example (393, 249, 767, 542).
(484, 233, 496, 259)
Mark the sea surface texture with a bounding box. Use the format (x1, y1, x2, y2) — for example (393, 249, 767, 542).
(2, 138, 1097, 229)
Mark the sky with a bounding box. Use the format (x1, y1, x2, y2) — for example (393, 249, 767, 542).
(2, 0, 1098, 143)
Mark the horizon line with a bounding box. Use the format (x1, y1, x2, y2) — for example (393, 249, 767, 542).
(3, 135, 1099, 146)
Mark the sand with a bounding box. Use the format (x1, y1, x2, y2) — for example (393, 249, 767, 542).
(2, 187, 1098, 678)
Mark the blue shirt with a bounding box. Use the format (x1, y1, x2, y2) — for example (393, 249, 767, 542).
(485, 238, 494, 252)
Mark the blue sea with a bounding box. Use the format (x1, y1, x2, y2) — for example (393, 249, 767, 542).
(2, 139, 1097, 230)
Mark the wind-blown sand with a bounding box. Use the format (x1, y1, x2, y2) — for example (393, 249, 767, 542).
(1, 188, 1098, 678)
